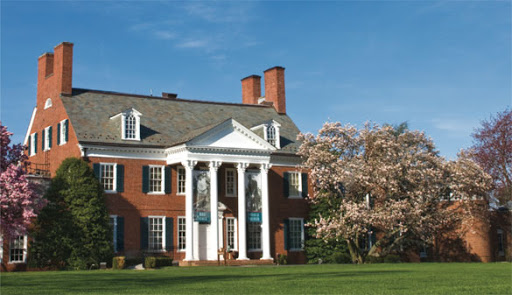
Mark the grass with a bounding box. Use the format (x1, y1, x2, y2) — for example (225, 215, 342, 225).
(1, 263, 511, 295)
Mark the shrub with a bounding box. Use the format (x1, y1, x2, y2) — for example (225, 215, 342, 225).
(155, 257, 173, 267)
(144, 256, 156, 269)
(365, 256, 384, 264)
(383, 254, 401, 263)
(276, 254, 287, 265)
(113, 256, 126, 269)
(332, 252, 352, 264)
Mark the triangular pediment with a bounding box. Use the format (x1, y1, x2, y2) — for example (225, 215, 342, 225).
(187, 119, 276, 150)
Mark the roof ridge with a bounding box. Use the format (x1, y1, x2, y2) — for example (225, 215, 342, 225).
(71, 88, 274, 109)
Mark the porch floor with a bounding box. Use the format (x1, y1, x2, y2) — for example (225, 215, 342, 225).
(179, 259, 274, 267)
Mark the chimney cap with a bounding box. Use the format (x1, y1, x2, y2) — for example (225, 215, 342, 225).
(241, 74, 261, 81)
(38, 52, 54, 59)
(54, 41, 74, 49)
(264, 66, 285, 73)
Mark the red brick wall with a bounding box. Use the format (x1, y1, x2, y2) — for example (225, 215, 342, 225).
(264, 67, 286, 114)
(241, 75, 261, 105)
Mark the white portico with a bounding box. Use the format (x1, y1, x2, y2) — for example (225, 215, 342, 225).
(166, 119, 275, 261)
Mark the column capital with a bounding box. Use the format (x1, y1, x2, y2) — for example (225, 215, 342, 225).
(181, 160, 197, 170)
(237, 162, 249, 172)
(260, 163, 272, 173)
(208, 161, 222, 171)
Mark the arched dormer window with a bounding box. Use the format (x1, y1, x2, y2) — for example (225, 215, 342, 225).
(110, 108, 142, 141)
(44, 98, 52, 109)
(267, 125, 276, 146)
(264, 120, 281, 149)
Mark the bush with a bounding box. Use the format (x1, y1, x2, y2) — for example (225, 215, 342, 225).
(276, 254, 287, 265)
(144, 256, 173, 269)
(144, 257, 156, 269)
(383, 254, 401, 263)
(113, 256, 126, 269)
(365, 256, 384, 264)
(332, 252, 352, 264)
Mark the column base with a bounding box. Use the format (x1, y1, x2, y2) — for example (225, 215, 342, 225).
(260, 257, 273, 261)
(237, 257, 250, 261)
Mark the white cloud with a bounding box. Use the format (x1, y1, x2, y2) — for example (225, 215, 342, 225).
(176, 39, 210, 49)
(153, 30, 176, 40)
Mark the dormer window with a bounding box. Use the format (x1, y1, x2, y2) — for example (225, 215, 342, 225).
(264, 121, 281, 149)
(111, 108, 142, 141)
(267, 125, 276, 146)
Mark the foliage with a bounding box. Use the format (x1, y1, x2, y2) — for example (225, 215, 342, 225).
(275, 254, 287, 265)
(298, 122, 492, 264)
(113, 256, 126, 270)
(332, 252, 352, 264)
(144, 256, 157, 269)
(383, 254, 401, 263)
(305, 195, 349, 264)
(2, 263, 511, 295)
(0, 123, 45, 239)
(30, 158, 113, 270)
(469, 109, 511, 206)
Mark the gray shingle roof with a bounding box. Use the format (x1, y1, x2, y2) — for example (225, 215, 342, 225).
(61, 89, 301, 154)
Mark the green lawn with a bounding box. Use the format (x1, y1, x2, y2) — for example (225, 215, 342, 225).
(1, 263, 511, 295)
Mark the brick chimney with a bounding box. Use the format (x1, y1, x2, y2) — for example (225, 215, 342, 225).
(241, 75, 261, 105)
(264, 66, 286, 114)
(37, 42, 73, 108)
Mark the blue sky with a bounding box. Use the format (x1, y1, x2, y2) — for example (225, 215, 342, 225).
(1, 1, 510, 160)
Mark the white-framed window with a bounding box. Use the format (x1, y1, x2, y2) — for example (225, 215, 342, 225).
(29, 133, 36, 156)
(248, 222, 262, 251)
(110, 215, 118, 252)
(44, 98, 52, 109)
(120, 109, 141, 141)
(288, 172, 301, 198)
(263, 122, 280, 148)
(43, 126, 52, 151)
(225, 168, 236, 197)
(177, 166, 186, 195)
(267, 125, 276, 146)
(148, 216, 165, 251)
(59, 119, 68, 145)
(149, 166, 165, 193)
(9, 235, 27, 263)
(100, 163, 117, 192)
(226, 217, 237, 251)
(177, 216, 186, 252)
(497, 229, 505, 257)
(288, 218, 304, 251)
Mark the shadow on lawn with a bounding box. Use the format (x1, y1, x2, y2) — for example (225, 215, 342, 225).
(3, 269, 411, 293)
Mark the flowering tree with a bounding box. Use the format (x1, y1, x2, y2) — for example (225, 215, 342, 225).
(0, 123, 45, 239)
(469, 109, 511, 206)
(298, 122, 492, 263)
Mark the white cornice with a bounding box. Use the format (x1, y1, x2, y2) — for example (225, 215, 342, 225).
(24, 107, 37, 145)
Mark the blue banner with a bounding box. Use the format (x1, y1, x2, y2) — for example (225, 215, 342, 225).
(248, 212, 262, 223)
(194, 211, 211, 223)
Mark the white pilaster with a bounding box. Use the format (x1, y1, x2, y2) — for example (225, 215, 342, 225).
(209, 161, 222, 260)
(182, 160, 197, 261)
(237, 162, 249, 260)
(260, 163, 272, 260)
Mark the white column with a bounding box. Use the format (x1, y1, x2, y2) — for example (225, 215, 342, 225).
(209, 161, 222, 260)
(182, 160, 197, 261)
(260, 163, 272, 260)
(237, 162, 249, 260)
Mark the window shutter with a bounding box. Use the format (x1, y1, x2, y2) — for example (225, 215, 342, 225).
(117, 165, 124, 192)
(64, 119, 69, 142)
(28, 136, 31, 156)
(142, 166, 149, 193)
(283, 172, 289, 198)
(57, 123, 61, 145)
(117, 217, 124, 251)
(93, 163, 101, 179)
(283, 219, 290, 250)
(301, 173, 308, 198)
(48, 126, 52, 148)
(41, 129, 45, 150)
(140, 217, 149, 250)
(369, 195, 375, 209)
(34, 133, 38, 154)
(164, 166, 172, 194)
(165, 217, 173, 251)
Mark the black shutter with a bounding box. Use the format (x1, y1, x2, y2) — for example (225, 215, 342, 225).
(48, 126, 52, 148)
(117, 165, 124, 192)
(57, 123, 61, 145)
(28, 135, 31, 156)
(140, 217, 149, 250)
(142, 166, 149, 193)
(41, 129, 45, 151)
(93, 163, 101, 179)
(283, 172, 289, 198)
(301, 173, 308, 198)
(284, 219, 289, 250)
(117, 217, 124, 251)
(164, 166, 171, 194)
(165, 217, 173, 251)
(34, 133, 38, 154)
(64, 119, 69, 142)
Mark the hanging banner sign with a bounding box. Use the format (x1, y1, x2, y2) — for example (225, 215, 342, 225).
(246, 171, 262, 223)
(193, 170, 211, 224)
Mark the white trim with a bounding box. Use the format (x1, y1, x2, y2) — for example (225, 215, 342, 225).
(79, 144, 166, 160)
(100, 163, 118, 193)
(24, 107, 37, 145)
(44, 98, 52, 109)
(43, 126, 52, 151)
(59, 119, 68, 145)
(287, 171, 302, 199)
(225, 168, 237, 197)
(177, 216, 186, 252)
(148, 165, 165, 194)
(29, 133, 36, 156)
(288, 218, 304, 251)
(111, 108, 142, 141)
(8, 235, 27, 264)
(147, 215, 166, 252)
(226, 217, 238, 251)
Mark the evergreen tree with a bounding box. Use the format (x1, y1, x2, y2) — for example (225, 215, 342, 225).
(30, 158, 113, 269)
